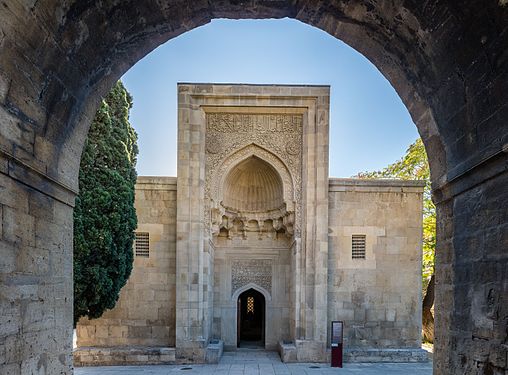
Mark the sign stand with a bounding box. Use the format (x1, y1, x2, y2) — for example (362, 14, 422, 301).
(331, 321, 343, 368)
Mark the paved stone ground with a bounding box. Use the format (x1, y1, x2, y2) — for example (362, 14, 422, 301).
(75, 350, 433, 374)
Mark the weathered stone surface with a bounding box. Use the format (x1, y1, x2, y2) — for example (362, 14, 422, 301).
(434, 170, 508, 374)
(176, 84, 330, 360)
(328, 179, 425, 350)
(343, 348, 429, 363)
(73, 347, 176, 367)
(278, 341, 298, 363)
(0, 172, 74, 374)
(0, 2, 506, 374)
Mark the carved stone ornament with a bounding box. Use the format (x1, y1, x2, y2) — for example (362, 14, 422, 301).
(231, 259, 272, 296)
(207, 113, 302, 134)
(206, 134, 221, 154)
(285, 140, 300, 156)
(205, 111, 303, 238)
(211, 144, 294, 204)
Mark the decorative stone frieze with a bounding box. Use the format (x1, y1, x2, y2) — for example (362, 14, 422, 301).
(231, 259, 272, 296)
(206, 113, 302, 133)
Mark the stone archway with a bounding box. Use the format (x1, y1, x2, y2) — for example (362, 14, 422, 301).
(0, 2, 506, 374)
(233, 284, 271, 349)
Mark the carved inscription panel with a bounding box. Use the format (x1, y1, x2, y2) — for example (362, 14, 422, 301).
(205, 113, 303, 175)
(231, 259, 272, 296)
(207, 113, 302, 133)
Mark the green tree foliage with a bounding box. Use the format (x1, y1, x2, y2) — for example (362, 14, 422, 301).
(73, 81, 138, 325)
(357, 138, 436, 341)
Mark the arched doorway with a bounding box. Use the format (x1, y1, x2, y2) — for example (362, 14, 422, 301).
(237, 288, 265, 348)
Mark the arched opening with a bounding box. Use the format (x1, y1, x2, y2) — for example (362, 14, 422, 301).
(0, 2, 506, 374)
(237, 288, 266, 348)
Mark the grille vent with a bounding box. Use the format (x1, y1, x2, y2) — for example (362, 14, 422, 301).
(135, 232, 150, 258)
(352, 235, 366, 259)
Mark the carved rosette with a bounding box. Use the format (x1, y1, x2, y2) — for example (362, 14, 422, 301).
(285, 140, 300, 156)
(206, 134, 221, 154)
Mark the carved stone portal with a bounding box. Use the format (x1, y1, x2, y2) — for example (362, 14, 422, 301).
(206, 112, 302, 239)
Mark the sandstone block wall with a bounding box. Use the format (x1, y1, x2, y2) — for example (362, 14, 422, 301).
(77, 177, 177, 347)
(327, 178, 424, 349)
(0, 1, 506, 372)
(0, 167, 74, 373)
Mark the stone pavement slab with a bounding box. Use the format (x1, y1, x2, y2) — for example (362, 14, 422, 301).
(75, 350, 433, 374)
(75, 362, 433, 374)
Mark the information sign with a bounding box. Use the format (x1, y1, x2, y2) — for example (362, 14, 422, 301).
(330, 321, 343, 367)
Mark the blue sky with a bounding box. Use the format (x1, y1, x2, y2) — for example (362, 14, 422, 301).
(122, 18, 418, 177)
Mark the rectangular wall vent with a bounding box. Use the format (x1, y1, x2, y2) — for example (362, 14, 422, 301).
(134, 232, 150, 257)
(352, 234, 366, 259)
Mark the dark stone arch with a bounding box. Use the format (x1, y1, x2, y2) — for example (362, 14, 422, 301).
(0, 1, 506, 374)
(1, 1, 453, 188)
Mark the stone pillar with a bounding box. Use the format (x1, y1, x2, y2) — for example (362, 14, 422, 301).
(0, 151, 75, 374)
(433, 151, 508, 375)
(290, 238, 301, 341)
(293, 89, 330, 361)
(175, 85, 209, 360)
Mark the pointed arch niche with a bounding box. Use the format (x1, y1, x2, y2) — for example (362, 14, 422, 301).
(231, 283, 272, 302)
(209, 144, 296, 239)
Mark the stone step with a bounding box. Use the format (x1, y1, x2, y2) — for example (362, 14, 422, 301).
(73, 346, 176, 367)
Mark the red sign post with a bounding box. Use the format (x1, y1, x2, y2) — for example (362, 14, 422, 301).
(331, 321, 343, 368)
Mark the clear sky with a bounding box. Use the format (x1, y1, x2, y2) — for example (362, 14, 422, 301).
(122, 18, 419, 178)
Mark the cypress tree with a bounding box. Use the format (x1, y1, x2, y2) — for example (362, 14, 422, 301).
(73, 81, 138, 325)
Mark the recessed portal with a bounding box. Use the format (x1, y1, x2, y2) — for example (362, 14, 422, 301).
(237, 289, 265, 348)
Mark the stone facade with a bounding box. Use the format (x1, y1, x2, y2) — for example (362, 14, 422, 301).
(76, 84, 426, 365)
